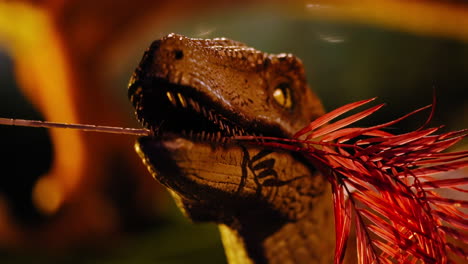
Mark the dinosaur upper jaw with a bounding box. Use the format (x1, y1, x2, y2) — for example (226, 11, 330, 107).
(128, 76, 288, 145)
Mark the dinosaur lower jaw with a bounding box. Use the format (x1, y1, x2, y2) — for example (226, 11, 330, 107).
(128, 77, 285, 145)
(134, 136, 260, 205)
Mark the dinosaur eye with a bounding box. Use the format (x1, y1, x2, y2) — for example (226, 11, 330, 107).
(273, 83, 293, 109)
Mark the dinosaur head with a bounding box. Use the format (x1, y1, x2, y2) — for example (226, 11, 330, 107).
(128, 33, 326, 222)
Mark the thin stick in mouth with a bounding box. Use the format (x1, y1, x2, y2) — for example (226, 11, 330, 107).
(0, 118, 151, 136)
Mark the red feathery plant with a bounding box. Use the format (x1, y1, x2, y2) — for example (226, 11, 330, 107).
(240, 97, 468, 264)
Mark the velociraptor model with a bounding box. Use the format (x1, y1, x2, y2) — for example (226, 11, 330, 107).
(128, 33, 340, 264)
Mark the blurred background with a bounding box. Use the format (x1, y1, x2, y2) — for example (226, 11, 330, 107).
(0, 0, 467, 263)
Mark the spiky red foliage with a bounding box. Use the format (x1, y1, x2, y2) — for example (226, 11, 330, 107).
(238, 98, 468, 264)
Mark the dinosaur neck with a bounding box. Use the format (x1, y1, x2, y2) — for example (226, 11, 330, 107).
(218, 185, 335, 264)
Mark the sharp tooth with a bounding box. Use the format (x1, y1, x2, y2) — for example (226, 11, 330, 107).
(251, 132, 257, 137)
(208, 111, 214, 121)
(193, 101, 200, 112)
(201, 107, 207, 117)
(201, 131, 206, 140)
(166, 91, 177, 106)
(219, 120, 224, 130)
(189, 130, 193, 138)
(216, 131, 221, 141)
(226, 126, 231, 135)
(258, 133, 264, 142)
(135, 86, 143, 95)
(177, 93, 187, 108)
(188, 98, 198, 111)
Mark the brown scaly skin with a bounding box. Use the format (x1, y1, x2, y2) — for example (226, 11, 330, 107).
(128, 33, 336, 264)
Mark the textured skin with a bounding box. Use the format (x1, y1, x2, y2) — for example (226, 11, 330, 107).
(128, 34, 336, 264)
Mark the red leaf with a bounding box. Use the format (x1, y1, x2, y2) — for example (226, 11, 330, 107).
(339, 104, 432, 143)
(433, 201, 468, 220)
(400, 160, 468, 177)
(426, 196, 468, 208)
(420, 177, 468, 189)
(239, 97, 468, 263)
(332, 182, 352, 264)
(438, 226, 468, 245)
(293, 97, 377, 139)
(305, 104, 385, 140)
(446, 243, 468, 259)
(433, 210, 468, 230)
(372, 239, 400, 260)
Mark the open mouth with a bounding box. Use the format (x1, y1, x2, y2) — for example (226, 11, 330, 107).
(128, 77, 271, 143)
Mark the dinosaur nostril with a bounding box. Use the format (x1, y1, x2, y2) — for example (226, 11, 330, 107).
(174, 50, 184, 60)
